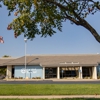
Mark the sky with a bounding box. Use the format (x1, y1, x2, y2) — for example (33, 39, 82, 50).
(0, 4, 100, 57)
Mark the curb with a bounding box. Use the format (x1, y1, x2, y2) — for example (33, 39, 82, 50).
(0, 95, 100, 99)
(3, 78, 100, 81)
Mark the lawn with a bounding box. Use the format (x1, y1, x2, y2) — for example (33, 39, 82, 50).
(0, 84, 100, 95)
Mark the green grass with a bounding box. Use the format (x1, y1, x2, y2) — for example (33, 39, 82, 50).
(0, 84, 100, 95)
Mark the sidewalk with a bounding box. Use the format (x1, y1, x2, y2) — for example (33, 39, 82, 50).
(0, 95, 100, 99)
(4, 79, 100, 81)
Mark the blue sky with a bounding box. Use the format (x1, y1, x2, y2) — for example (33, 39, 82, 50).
(0, 4, 100, 57)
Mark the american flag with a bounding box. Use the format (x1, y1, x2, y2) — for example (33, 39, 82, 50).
(0, 36, 4, 43)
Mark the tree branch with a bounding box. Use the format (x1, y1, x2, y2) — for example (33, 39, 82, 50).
(44, 0, 68, 10)
(64, 13, 80, 25)
(44, 0, 100, 43)
(81, 19, 100, 43)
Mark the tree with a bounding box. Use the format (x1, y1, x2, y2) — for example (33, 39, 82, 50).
(2, 55, 11, 57)
(1, 0, 100, 42)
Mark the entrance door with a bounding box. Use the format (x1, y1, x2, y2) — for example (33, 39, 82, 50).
(60, 67, 79, 79)
(82, 67, 92, 78)
(60, 69, 77, 78)
(45, 68, 57, 79)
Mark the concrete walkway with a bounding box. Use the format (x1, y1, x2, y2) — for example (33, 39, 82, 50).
(4, 79, 100, 81)
(0, 95, 100, 99)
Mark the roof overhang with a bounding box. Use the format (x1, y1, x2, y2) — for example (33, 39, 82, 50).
(42, 64, 98, 67)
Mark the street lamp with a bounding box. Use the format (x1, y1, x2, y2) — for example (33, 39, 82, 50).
(24, 38, 27, 79)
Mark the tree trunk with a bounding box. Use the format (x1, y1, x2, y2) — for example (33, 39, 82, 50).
(81, 19, 100, 43)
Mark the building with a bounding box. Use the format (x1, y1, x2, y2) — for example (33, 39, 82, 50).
(0, 54, 100, 79)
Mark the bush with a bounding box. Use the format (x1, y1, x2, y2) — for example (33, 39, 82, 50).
(14, 77, 18, 79)
(19, 77, 23, 79)
(32, 77, 41, 79)
(97, 76, 100, 79)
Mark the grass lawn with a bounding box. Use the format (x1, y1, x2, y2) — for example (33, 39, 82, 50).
(0, 84, 100, 95)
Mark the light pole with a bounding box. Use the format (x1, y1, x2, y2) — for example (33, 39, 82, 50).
(24, 38, 27, 79)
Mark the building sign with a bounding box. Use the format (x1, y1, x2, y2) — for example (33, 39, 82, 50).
(21, 68, 26, 73)
(32, 68, 37, 73)
(21, 68, 37, 74)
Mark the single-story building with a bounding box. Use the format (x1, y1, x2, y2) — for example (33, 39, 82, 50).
(0, 54, 100, 79)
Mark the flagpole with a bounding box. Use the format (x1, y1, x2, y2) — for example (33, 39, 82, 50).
(24, 38, 27, 79)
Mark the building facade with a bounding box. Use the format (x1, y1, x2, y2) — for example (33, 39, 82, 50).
(0, 54, 100, 79)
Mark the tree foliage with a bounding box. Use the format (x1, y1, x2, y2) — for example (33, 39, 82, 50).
(0, 68, 6, 75)
(0, 0, 100, 42)
(2, 55, 11, 57)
